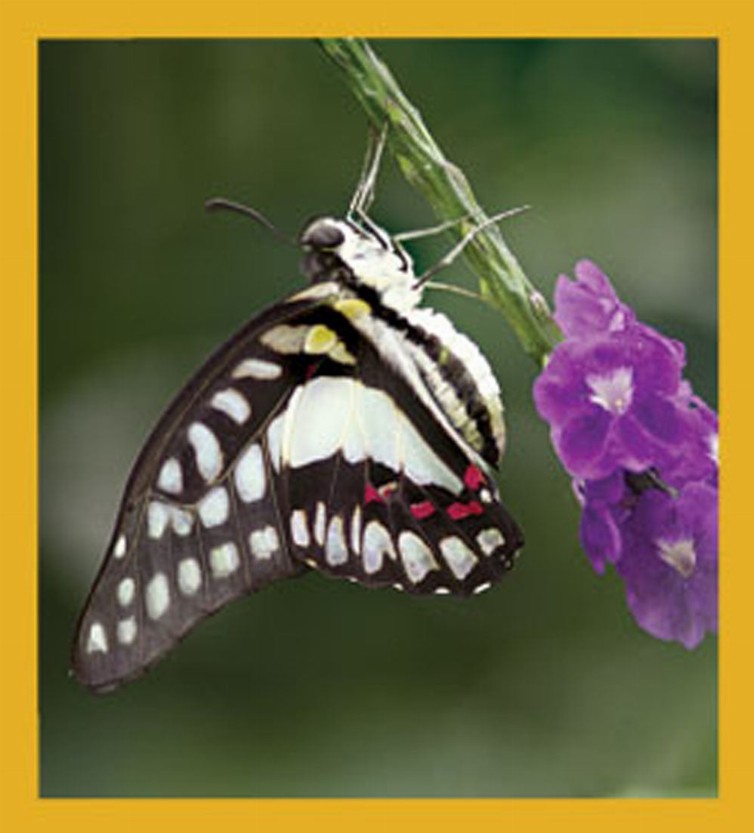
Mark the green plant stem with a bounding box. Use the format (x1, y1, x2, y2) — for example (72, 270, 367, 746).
(318, 38, 562, 366)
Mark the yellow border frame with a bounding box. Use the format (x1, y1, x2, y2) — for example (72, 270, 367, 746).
(3, 0, 747, 829)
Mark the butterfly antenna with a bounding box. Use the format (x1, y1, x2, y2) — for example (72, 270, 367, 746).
(204, 197, 295, 246)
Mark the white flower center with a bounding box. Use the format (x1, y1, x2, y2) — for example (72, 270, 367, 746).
(585, 366, 634, 415)
(656, 537, 696, 579)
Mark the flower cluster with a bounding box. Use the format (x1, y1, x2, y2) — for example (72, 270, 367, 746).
(533, 261, 718, 649)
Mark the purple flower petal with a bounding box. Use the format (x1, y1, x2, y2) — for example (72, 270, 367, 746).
(582, 470, 626, 504)
(554, 260, 635, 337)
(632, 395, 683, 444)
(664, 391, 719, 487)
(627, 328, 686, 395)
(557, 410, 612, 478)
(617, 483, 718, 649)
(532, 362, 589, 425)
(580, 500, 622, 573)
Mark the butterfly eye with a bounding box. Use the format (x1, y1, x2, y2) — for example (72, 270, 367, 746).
(300, 218, 345, 249)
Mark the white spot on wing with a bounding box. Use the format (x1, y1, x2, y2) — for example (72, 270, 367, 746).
(178, 558, 202, 596)
(145, 572, 170, 620)
(117, 617, 137, 645)
(157, 456, 183, 494)
(114, 534, 127, 559)
(288, 281, 338, 303)
(314, 502, 326, 547)
(266, 415, 284, 473)
(211, 387, 251, 425)
(197, 486, 230, 528)
(260, 324, 309, 354)
(398, 531, 438, 584)
(363, 520, 395, 574)
(234, 443, 265, 503)
(170, 506, 193, 537)
(210, 542, 240, 578)
(232, 358, 282, 380)
(285, 378, 352, 468)
(249, 525, 280, 560)
(291, 509, 310, 548)
(147, 501, 170, 540)
(117, 577, 135, 607)
(439, 536, 478, 580)
(188, 421, 223, 483)
(476, 528, 505, 556)
(325, 515, 348, 565)
(350, 506, 362, 555)
(86, 622, 108, 654)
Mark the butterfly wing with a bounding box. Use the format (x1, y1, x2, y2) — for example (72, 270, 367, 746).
(73, 283, 523, 693)
(72, 287, 340, 692)
(272, 310, 523, 596)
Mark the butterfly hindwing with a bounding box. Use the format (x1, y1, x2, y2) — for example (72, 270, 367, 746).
(274, 317, 523, 595)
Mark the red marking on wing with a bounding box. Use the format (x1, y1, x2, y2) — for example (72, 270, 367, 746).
(447, 500, 484, 520)
(410, 500, 436, 520)
(464, 464, 485, 491)
(364, 483, 383, 505)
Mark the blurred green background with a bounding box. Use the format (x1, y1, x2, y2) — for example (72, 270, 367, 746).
(39, 39, 717, 797)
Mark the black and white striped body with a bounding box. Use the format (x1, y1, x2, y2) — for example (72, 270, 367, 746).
(73, 214, 523, 692)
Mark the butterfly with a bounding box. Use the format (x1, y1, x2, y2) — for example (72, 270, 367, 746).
(71, 131, 524, 692)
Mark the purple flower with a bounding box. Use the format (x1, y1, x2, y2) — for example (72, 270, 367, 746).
(534, 328, 685, 480)
(554, 259, 635, 337)
(534, 260, 718, 649)
(617, 482, 718, 650)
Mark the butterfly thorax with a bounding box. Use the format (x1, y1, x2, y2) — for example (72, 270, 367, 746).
(300, 216, 422, 313)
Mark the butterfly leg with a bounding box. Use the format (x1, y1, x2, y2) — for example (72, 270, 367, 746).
(414, 206, 530, 287)
(348, 122, 389, 218)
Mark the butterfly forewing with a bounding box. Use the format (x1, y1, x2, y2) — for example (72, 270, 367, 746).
(72, 293, 334, 692)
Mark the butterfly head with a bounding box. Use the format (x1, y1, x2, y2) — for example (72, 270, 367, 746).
(300, 216, 422, 312)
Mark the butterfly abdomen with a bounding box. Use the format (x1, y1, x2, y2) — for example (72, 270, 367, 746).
(328, 279, 506, 469)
